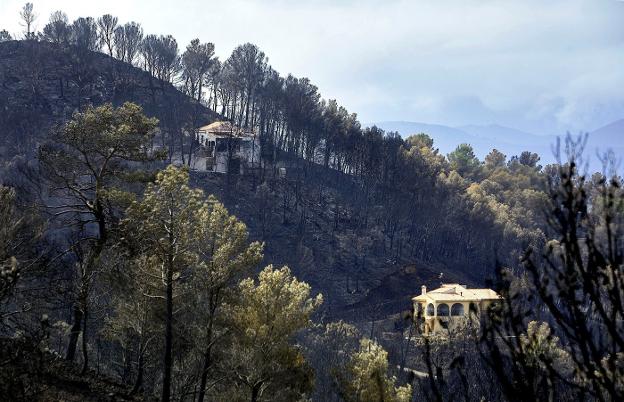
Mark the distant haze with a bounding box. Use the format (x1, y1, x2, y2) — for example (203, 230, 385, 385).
(1, 0, 623, 137)
(372, 120, 624, 173)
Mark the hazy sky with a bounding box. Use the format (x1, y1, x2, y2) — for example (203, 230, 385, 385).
(1, 0, 623, 134)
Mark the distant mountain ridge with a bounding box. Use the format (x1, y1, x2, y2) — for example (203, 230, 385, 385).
(457, 124, 552, 146)
(371, 120, 623, 171)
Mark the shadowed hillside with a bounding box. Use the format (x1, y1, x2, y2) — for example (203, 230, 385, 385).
(0, 40, 481, 320)
(0, 40, 217, 161)
(1, 6, 622, 401)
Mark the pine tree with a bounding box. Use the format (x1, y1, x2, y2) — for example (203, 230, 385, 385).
(39, 102, 158, 366)
(225, 265, 323, 402)
(192, 198, 263, 402)
(338, 338, 412, 402)
(123, 165, 204, 402)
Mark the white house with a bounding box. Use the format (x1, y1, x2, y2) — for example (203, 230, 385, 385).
(190, 121, 260, 174)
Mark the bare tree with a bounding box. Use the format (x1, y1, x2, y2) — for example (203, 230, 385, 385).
(124, 23, 143, 64)
(19, 2, 37, 40)
(181, 39, 215, 102)
(113, 22, 143, 64)
(0, 30, 11, 42)
(97, 14, 118, 57)
(155, 35, 179, 83)
(140, 34, 159, 76)
(71, 17, 99, 52)
(42, 11, 71, 45)
(141, 34, 180, 83)
(225, 43, 268, 128)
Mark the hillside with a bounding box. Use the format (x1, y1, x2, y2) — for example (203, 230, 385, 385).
(0, 40, 217, 160)
(586, 119, 624, 167)
(0, 40, 477, 320)
(188, 172, 471, 319)
(1, 338, 147, 401)
(1, 4, 621, 401)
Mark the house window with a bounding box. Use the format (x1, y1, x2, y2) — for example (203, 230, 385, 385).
(426, 303, 435, 317)
(437, 303, 450, 316)
(451, 303, 464, 316)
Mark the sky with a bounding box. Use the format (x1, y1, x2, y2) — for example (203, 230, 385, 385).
(1, 0, 623, 135)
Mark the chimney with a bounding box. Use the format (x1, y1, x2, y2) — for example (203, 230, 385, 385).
(421, 285, 427, 295)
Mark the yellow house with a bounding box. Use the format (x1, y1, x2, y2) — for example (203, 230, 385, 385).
(412, 284, 501, 335)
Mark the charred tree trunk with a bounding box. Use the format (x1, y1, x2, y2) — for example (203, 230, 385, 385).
(250, 383, 263, 402)
(80, 308, 89, 374)
(197, 346, 212, 402)
(65, 305, 83, 361)
(161, 252, 174, 402)
(131, 351, 144, 395)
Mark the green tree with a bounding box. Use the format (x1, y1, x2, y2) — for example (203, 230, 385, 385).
(305, 321, 361, 401)
(447, 143, 482, 180)
(481, 153, 624, 401)
(225, 265, 323, 402)
(520, 321, 571, 374)
(102, 252, 161, 394)
(485, 148, 507, 170)
(192, 198, 263, 402)
(405, 133, 434, 149)
(39, 102, 158, 366)
(401, 134, 447, 188)
(123, 165, 204, 402)
(517, 151, 541, 169)
(338, 338, 412, 402)
(120, 164, 263, 401)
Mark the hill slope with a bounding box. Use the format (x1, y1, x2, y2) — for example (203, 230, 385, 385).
(0, 41, 483, 320)
(586, 119, 624, 169)
(0, 40, 217, 160)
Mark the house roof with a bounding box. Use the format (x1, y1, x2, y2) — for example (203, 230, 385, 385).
(197, 121, 255, 138)
(412, 283, 501, 303)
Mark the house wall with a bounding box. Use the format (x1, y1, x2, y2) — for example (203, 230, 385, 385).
(239, 138, 261, 168)
(192, 132, 260, 174)
(415, 300, 493, 335)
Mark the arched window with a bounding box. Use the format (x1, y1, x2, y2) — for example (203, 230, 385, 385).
(437, 303, 449, 316)
(451, 303, 464, 316)
(426, 303, 435, 317)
